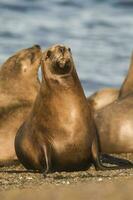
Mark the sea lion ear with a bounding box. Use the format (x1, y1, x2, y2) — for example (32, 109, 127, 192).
(20, 59, 28, 73)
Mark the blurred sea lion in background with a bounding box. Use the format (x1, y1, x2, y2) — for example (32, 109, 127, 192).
(95, 93, 133, 154)
(87, 88, 119, 112)
(87, 53, 133, 165)
(15, 44, 132, 174)
(87, 54, 133, 112)
(0, 45, 41, 166)
(94, 53, 133, 155)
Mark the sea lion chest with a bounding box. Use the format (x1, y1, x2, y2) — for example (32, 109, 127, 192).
(46, 98, 91, 168)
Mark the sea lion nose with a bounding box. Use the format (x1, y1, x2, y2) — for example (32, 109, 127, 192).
(59, 46, 66, 54)
(33, 44, 41, 49)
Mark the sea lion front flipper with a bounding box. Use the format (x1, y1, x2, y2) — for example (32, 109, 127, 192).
(41, 144, 51, 176)
(91, 134, 133, 170)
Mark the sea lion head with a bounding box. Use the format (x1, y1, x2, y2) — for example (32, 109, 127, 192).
(1, 45, 42, 79)
(41, 45, 74, 81)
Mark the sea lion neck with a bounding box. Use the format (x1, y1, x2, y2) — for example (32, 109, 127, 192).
(30, 65, 88, 125)
(41, 69, 86, 99)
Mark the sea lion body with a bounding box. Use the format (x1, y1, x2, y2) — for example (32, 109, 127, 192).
(95, 93, 133, 153)
(94, 54, 133, 154)
(16, 85, 93, 171)
(0, 45, 41, 165)
(87, 88, 119, 111)
(15, 45, 112, 172)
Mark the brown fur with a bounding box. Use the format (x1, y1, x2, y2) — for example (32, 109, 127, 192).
(15, 45, 116, 173)
(95, 54, 133, 154)
(87, 54, 133, 111)
(95, 93, 133, 153)
(0, 45, 41, 165)
(119, 53, 133, 98)
(87, 88, 119, 111)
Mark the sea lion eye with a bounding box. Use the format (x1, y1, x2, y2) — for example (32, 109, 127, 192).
(46, 50, 52, 60)
(68, 48, 71, 53)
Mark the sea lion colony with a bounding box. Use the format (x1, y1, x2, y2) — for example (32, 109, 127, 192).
(0, 44, 133, 174)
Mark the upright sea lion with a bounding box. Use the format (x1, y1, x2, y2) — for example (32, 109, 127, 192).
(87, 88, 119, 111)
(15, 45, 132, 173)
(15, 44, 123, 173)
(0, 45, 41, 166)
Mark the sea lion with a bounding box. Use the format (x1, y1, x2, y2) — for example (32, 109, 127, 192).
(88, 55, 133, 165)
(87, 54, 133, 111)
(0, 45, 41, 166)
(95, 93, 133, 154)
(93, 54, 133, 154)
(93, 53, 133, 154)
(87, 88, 119, 111)
(15, 44, 124, 173)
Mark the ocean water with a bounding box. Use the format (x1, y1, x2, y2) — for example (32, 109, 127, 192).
(0, 0, 133, 96)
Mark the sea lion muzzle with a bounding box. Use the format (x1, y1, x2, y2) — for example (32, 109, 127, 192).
(56, 59, 70, 69)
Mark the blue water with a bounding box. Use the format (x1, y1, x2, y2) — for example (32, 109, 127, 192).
(0, 0, 133, 96)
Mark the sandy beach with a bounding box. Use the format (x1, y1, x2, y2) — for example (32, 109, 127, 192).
(0, 154, 133, 199)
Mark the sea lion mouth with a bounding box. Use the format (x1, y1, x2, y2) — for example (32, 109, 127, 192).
(51, 59, 72, 75)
